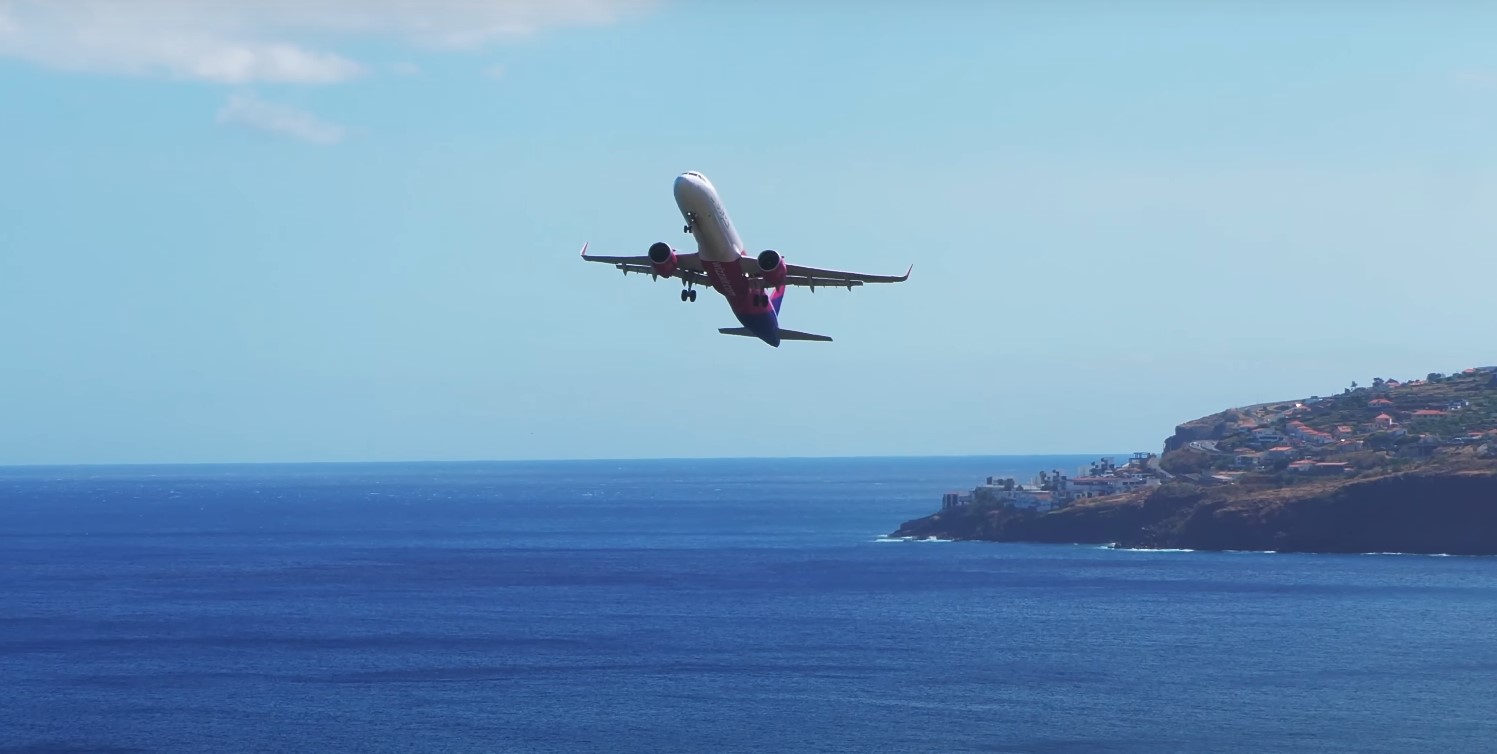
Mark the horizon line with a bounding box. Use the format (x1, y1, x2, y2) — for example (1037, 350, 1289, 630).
(0, 451, 1146, 471)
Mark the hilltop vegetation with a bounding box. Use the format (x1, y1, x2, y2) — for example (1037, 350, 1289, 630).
(1159, 367, 1497, 483)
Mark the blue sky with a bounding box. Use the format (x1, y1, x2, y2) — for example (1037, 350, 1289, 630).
(3, 1, 1497, 465)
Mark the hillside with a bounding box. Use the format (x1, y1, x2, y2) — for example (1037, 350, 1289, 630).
(894, 367, 1497, 554)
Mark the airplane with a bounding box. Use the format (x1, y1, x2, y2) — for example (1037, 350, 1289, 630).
(581, 171, 911, 347)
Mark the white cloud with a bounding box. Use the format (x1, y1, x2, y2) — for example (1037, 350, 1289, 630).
(0, 0, 654, 83)
(216, 93, 345, 144)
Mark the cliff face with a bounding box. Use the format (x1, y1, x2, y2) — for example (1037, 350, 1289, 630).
(1161, 415, 1228, 453)
(1167, 471, 1497, 554)
(893, 471, 1497, 555)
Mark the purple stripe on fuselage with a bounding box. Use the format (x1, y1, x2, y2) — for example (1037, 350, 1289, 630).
(701, 258, 786, 346)
(735, 309, 780, 346)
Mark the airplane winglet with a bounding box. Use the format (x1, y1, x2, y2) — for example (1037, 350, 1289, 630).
(902, 264, 913, 281)
(579, 242, 590, 258)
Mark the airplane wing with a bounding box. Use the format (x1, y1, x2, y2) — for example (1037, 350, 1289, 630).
(580, 243, 712, 288)
(736, 257, 913, 290)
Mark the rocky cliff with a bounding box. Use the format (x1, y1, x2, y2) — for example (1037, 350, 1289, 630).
(893, 470, 1497, 554)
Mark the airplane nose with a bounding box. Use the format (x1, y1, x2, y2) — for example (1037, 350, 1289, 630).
(673, 172, 703, 204)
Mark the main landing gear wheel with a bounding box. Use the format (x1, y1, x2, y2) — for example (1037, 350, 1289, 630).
(680, 289, 697, 302)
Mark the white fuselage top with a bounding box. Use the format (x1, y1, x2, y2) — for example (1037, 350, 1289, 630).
(673, 171, 744, 264)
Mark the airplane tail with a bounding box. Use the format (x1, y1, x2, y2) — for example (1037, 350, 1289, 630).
(718, 327, 833, 342)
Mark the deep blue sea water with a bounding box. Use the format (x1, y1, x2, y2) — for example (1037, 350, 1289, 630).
(3, 455, 1496, 754)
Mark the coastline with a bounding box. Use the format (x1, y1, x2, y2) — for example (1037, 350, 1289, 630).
(892, 369, 1497, 555)
(893, 468, 1497, 555)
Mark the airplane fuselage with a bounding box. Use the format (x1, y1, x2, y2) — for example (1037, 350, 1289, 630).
(672, 172, 785, 346)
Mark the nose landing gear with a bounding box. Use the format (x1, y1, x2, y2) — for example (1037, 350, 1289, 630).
(680, 288, 697, 302)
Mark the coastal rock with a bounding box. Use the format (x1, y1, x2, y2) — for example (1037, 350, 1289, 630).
(893, 471, 1497, 554)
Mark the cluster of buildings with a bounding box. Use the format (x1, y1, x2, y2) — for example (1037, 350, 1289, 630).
(941, 453, 1167, 512)
(1230, 417, 1363, 469)
(938, 367, 1497, 510)
(1216, 370, 1497, 474)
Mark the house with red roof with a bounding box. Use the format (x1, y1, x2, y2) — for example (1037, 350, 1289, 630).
(1263, 446, 1297, 462)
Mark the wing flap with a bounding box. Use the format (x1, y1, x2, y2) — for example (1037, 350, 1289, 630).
(785, 262, 912, 285)
(581, 244, 707, 285)
(735, 256, 912, 289)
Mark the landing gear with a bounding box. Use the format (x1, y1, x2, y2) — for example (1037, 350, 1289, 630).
(683, 212, 697, 234)
(680, 289, 697, 302)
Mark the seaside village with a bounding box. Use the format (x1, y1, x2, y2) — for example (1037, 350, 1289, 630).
(943, 366, 1497, 513)
(941, 453, 1168, 513)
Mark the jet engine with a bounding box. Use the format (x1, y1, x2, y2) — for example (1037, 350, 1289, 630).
(648, 242, 678, 278)
(756, 249, 786, 288)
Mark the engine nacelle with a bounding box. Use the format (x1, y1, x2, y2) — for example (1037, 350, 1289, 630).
(648, 242, 678, 278)
(756, 249, 786, 288)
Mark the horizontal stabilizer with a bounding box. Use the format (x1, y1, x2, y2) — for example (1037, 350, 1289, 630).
(718, 327, 834, 342)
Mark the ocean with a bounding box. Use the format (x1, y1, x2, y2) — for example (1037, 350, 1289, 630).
(2, 456, 1495, 753)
